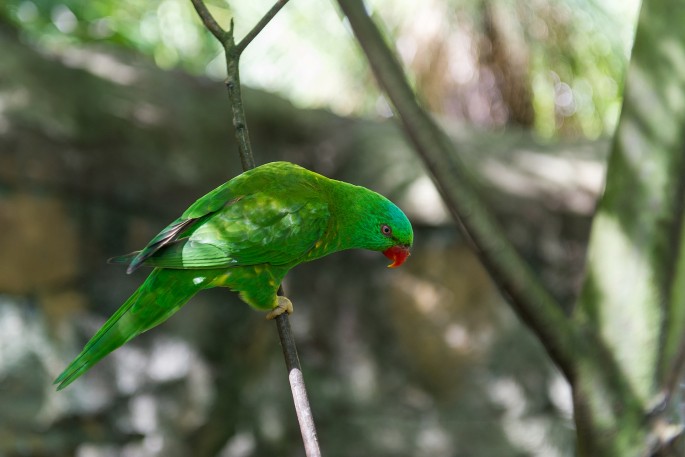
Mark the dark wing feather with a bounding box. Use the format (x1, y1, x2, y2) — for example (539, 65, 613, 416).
(126, 217, 197, 273)
(124, 179, 243, 273)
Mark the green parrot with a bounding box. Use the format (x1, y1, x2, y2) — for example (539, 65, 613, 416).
(55, 161, 413, 390)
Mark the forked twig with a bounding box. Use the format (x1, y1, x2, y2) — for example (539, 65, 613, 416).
(189, 0, 226, 41)
(189, 2, 321, 456)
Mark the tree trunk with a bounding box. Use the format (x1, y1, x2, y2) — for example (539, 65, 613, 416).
(573, 0, 685, 454)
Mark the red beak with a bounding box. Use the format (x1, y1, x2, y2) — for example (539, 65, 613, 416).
(383, 245, 411, 268)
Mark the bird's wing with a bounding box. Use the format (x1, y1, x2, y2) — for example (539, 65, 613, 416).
(121, 186, 330, 271)
(182, 191, 331, 267)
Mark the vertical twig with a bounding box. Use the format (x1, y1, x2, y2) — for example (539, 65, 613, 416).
(224, 22, 256, 171)
(190, 2, 321, 456)
(276, 294, 321, 455)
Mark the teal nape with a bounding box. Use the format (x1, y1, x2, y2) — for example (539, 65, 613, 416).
(55, 161, 413, 390)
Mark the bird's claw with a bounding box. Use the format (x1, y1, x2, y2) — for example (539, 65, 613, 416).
(266, 296, 294, 320)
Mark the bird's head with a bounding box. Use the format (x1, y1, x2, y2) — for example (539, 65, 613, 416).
(361, 193, 413, 268)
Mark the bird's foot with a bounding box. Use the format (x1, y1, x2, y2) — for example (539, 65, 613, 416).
(266, 296, 294, 320)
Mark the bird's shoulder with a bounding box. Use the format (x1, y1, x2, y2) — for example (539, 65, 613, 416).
(182, 162, 331, 218)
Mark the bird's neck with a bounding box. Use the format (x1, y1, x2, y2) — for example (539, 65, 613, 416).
(325, 181, 375, 252)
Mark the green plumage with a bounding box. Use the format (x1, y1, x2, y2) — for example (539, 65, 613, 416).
(55, 162, 413, 390)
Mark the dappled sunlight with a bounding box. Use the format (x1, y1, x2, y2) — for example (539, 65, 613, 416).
(130, 394, 159, 434)
(0, 298, 65, 427)
(415, 419, 453, 456)
(0, 87, 30, 135)
(148, 338, 193, 382)
(59, 48, 140, 86)
(548, 372, 573, 420)
(258, 396, 286, 442)
(347, 355, 378, 403)
(219, 431, 256, 457)
(659, 41, 685, 132)
(661, 38, 685, 87)
(132, 102, 164, 126)
(385, 246, 500, 394)
(443, 323, 471, 351)
(398, 274, 453, 317)
(488, 377, 567, 457)
(391, 269, 492, 359)
(481, 148, 606, 214)
(623, 66, 680, 149)
(585, 212, 660, 400)
(156, 0, 204, 66)
(514, 151, 605, 194)
(0, 298, 35, 375)
(50, 4, 76, 34)
(402, 175, 450, 225)
(110, 344, 149, 394)
(47, 328, 216, 455)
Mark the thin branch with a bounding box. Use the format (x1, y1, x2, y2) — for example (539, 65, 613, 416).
(276, 306, 322, 457)
(190, 0, 227, 42)
(190, 0, 253, 169)
(190, 2, 321, 456)
(223, 37, 256, 170)
(336, 0, 580, 380)
(237, 0, 290, 54)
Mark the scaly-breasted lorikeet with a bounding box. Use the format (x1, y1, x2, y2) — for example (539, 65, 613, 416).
(55, 161, 413, 390)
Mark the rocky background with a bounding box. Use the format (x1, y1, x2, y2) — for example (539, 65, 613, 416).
(0, 19, 606, 457)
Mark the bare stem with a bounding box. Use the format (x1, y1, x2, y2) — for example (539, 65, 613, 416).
(276, 306, 322, 457)
(222, 27, 256, 170)
(190, 2, 321, 455)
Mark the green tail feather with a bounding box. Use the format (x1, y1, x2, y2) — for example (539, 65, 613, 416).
(54, 269, 207, 390)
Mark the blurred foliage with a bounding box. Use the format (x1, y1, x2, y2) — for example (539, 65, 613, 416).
(0, 0, 220, 69)
(1, 0, 639, 138)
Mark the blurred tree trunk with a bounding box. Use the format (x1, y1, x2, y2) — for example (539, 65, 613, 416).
(339, 0, 685, 455)
(572, 0, 685, 455)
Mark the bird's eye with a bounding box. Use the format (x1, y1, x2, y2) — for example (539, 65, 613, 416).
(381, 224, 392, 236)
